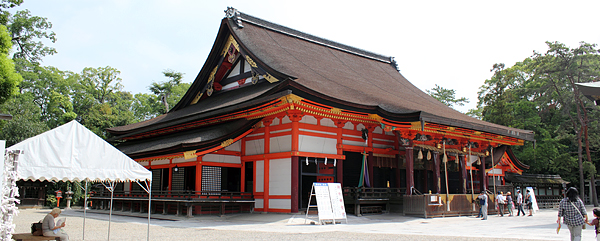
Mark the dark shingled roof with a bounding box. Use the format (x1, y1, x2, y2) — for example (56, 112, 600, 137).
(505, 173, 568, 185)
(108, 8, 534, 143)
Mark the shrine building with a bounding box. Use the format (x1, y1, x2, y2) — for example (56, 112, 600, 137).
(105, 8, 534, 216)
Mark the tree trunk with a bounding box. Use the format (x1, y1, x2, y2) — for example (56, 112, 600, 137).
(577, 127, 585, 203)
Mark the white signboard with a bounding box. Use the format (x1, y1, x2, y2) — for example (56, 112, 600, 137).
(313, 182, 347, 223)
(313, 183, 334, 220)
(0, 140, 5, 205)
(328, 183, 346, 219)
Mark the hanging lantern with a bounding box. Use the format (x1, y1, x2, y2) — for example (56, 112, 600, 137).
(436, 143, 442, 149)
(427, 151, 431, 160)
(306, 157, 309, 165)
(417, 149, 423, 160)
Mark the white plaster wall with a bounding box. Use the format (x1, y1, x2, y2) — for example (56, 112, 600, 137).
(151, 159, 169, 165)
(202, 154, 241, 164)
(386, 130, 395, 136)
(300, 115, 318, 125)
(374, 126, 383, 134)
(269, 158, 291, 195)
(256, 161, 264, 192)
(269, 199, 291, 210)
(255, 199, 263, 208)
(343, 140, 367, 146)
(356, 123, 365, 131)
(271, 117, 280, 126)
(320, 118, 336, 127)
(281, 115, 291, 124)
(373, 138, 395, 149)
(343, 122, 354, 130)
(172, 157, 196, 164)
(227, 61, 241, 78)
(124, 183, 131, 192)
(244, 60, 251, 73)
(270, 135, 292, 153)
(224, 140, 241, 151)
(245, 139, 264, 155)
(139, 161, 149, 166)
(299, 135, 337, 154)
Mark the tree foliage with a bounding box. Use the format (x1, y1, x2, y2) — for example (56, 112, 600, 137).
(0, 24, 21, 105)
(477, 41, 600, 196)
(426, 84, 469, 109)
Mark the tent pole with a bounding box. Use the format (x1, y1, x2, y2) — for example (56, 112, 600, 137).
(83, 181, 88, 240)
(147, 180, 152, 241)
(108, 181, 115, 241)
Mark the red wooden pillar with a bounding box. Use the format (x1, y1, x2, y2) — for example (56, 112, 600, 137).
(195, 156, 202, 192)
(291, 156, 299, 213)
(405, 146, 414, 195)
(263, 118, 273, 212)
(459, 154, 467, 194)
(336, 120, 345, 186)
(433, 152, 441, 194)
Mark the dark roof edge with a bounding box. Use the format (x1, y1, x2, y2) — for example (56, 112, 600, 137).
(507, 146, 530, 170)
(231, 9, 392, 64)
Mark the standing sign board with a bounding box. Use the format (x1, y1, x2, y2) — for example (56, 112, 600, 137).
(307, 182, 347, 224)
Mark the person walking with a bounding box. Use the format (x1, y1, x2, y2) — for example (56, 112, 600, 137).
(495, 191, 505, 216)
(558, 187, 587, 241)
(516, 189, 525, 216)
(478, 190, 488, 220)
(506, 191, 514, 216)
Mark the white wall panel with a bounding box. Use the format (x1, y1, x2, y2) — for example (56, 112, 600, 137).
(374, 126, 383, 134)
(139, 161, 149, 166)
(281, 115, 291, 124)
(356, 123, 365, 131)
(151, 159, 169, 165)
(270, 135, 292, 153)
(343, 140, 367, 146)
(269, 158, 291, 195)
(172, 157, 195, 164)
(300, 115, 318, 125)
(320, 118, 335, 127)
(256, 161, 264, 192)
(202, 154, 241, 164)
(246, 139, 264, 155)
(299, 135, 337, 154)
(255, 199, 263, 208)
(269, 199, 291, 209)
(271, 117, 280, 126)
(224, 140, 241, 151)
(343, 122, 354, 130)
(300, 128, 336, 136)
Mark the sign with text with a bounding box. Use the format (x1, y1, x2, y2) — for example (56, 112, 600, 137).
(313, 182, 347, 222)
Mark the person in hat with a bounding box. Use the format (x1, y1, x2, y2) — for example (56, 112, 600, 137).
(516, 189, 526, 216)
(478, 190, 488, 220)
(506, 191, 514, 216)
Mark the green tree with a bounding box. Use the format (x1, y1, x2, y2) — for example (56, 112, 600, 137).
(0, 0, 23, 25)
(0, 93, 48, 146)
(0, 24, 21, 105)
(149, 70, 183, 113)
(7, 9, 56, 62)
(132, 93, 162, 121)
(426, 84, 469, 109)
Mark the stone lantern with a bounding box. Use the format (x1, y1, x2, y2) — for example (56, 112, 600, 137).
(65, 186, 74, 210)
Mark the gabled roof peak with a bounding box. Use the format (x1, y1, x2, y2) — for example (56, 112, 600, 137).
(225, 7, 394, 64)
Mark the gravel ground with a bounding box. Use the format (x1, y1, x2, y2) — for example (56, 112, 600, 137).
(10, 207, 588, 241)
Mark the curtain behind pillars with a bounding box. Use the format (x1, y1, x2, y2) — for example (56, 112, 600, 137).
(459, 155, 467, 194)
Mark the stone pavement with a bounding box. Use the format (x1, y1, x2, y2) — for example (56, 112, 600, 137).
(14, 206, 598, 240)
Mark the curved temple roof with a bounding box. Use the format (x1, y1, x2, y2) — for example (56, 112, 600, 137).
(108, 8, 534, 156)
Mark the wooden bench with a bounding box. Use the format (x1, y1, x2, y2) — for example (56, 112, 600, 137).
(12, 233, 60, 241)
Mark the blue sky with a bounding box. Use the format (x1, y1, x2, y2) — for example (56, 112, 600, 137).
(12, 0, 600, 113)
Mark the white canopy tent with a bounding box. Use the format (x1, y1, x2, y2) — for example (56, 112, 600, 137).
(5, 120, 152, 240)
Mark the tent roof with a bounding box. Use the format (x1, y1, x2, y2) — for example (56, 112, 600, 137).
(7, 120, 151, 182)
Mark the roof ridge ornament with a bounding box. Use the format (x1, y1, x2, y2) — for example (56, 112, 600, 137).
(225, 7, 243, 28)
